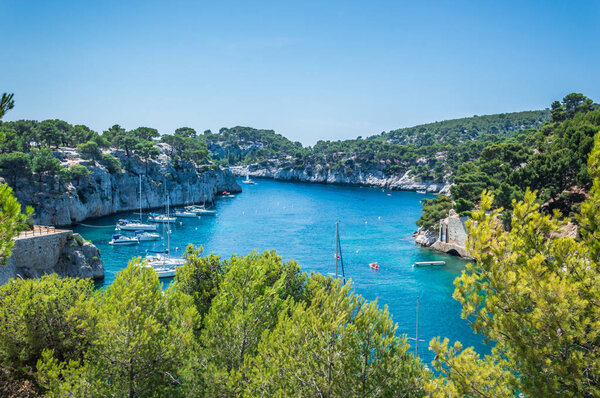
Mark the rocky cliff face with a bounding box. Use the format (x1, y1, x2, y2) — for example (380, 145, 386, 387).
(0, 230, 104, 285)
(230, 162, 451, 193)
(414, 209, 470, 258)
(8, 146, 241, 226)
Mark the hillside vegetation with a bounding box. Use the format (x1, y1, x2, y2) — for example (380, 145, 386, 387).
(205, 110, 550, 183)
(0, 121, 213, 189)
(416, 93, 599, 229)
(378, 110, 549, 146)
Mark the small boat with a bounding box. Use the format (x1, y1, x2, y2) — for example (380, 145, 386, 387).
(174, 210, 198, 218)
(413, 261, 446, 267)
(148, 213, 177, 223)
(386, 193, 392, 196)
(416, 190, 426, 194)
(109, 234, 139, 246)
(221, 191, 235, 198)
(134, 230, 161, 241)
(327, 222, 346, 282)
(153, 266, 176, 278)
(369, 262, 379, 270)
(186, 205, 217, 215)
(145, 250, 185, 278)
(116, 219, 158, 231)
(116, 176, 159, 232)
(242, 173, 256, 184)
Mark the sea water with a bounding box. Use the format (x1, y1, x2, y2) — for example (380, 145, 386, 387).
(74, 178, 488, 363)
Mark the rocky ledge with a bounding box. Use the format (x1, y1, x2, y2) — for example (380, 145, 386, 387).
(414, 209, 470, 258)
(230, 162, 451, 193)
(0, 229, 104, 285)
(7, 144, 241, 226)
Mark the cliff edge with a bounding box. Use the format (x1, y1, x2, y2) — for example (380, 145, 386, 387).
(0, 228, 104, 285)
(230, 162, 451, 193)
(6, 146, 241, 226)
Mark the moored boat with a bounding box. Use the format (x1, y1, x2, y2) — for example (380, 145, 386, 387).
(242, 173, 256, 184)
(109, 234, 139, 246)
(116, 219, 158, 231)
(174, 210, 198, 218)
(369, 262, 379, 270)
(148, 213, 176, 223)
(116, 175, 158, 231)
(134, 230, 161, 241)
(186, 205, 217, 215)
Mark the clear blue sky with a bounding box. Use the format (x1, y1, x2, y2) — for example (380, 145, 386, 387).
(1, 0, 598, 145)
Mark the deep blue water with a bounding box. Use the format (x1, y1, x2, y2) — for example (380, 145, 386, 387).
(74, 178, 488, 363)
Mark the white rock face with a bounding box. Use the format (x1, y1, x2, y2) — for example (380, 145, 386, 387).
(7, 148, 241, 226)
(230, 162, 451, 193)
(414, 227, 438, 246)
(1, 231, 104, 284)
(414, 209, 470, 258)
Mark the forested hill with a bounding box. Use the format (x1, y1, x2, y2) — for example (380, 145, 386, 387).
(376, 110, 550, 146)
(417, 93, 600, 230)
(206, 109, 551, 185)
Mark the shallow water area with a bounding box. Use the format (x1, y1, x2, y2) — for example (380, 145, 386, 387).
(74, 178, 488, 363)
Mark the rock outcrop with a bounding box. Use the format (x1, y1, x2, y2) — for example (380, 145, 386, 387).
(230, 163, 451, 193)
(414, 209, 470, 258)
(8, 147, 241, 226)
(0, 229, 104, 285)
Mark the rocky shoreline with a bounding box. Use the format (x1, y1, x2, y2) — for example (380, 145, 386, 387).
(1, 145, 241, 283)
(230, 163, 451, 193)
(6, 145, 241, 226)
(0, 229, 104, 285)
(413, 209, 470, 258)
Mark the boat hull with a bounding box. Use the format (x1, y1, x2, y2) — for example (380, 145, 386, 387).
(174, 213, 198, 218)
(149, 218, 176, 223)
(118, 224, 157, 231)
(109, 240, 139, 246)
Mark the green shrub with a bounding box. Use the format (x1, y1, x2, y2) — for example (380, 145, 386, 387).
(73, 234, 85, 246)
(99, 154, 121, 173)
(416, 195, 453, 231)
(69, 165, 90, 181)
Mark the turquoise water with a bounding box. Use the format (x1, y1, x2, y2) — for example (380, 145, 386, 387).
(74, 178, 488, 363)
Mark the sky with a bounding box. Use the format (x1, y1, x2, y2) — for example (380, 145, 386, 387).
(1, 0, 599, 145)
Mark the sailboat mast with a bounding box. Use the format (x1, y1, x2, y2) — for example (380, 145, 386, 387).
(166, 181, 170, 258)
(335, 222, 339, 279)
(139, 175, 142, 221)
(337, 222, 346, 283)
(416, 296, 420, 356)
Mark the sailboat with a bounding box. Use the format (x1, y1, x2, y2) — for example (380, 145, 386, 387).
(328, 222, 346, 283)
(116, 175, 158, 231)
(108, 233, 139, 245)
(186, 205, 217, 215)
(143, 186, 185, 278)
(174, 209, 198, 218)
(242, 173, 256, 184)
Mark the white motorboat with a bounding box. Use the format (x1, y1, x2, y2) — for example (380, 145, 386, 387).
(108, 234, 139, 246)
(174, 210, 198, 218)
(134, 230, 161, 241)
(185, 205, 217, 215)
(148, 214, 177, 223)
